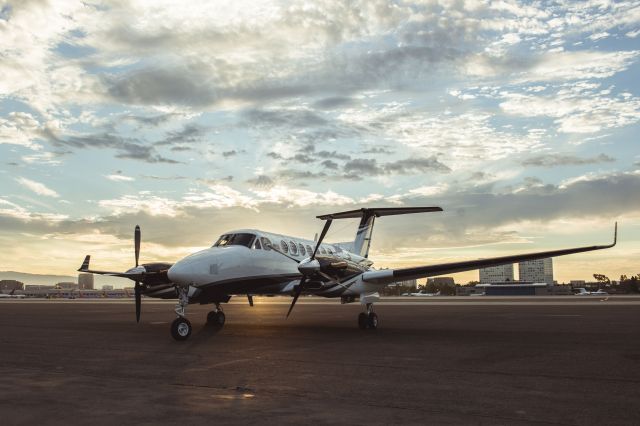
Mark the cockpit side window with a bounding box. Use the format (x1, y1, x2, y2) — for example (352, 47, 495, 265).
(214, 234, 231, 247)
(254, 238, 262, 250)
(213, 233, 256, 248)
(280, 240, 289, 253)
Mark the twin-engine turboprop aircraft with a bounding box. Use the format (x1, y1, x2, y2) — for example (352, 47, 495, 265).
(78, 207, 617, 341)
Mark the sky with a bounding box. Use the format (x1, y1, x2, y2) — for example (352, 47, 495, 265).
(0, 0, 639, 286)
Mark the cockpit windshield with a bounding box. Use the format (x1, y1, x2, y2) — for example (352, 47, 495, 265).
(213, 233, 256, 248)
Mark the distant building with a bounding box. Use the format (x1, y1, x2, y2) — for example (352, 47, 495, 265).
(78, 273, 94, 290)
(519, 258, 553, 285)
(56, 282, 78, 290)
(25, 285, 54, 290)
(479, 264, 514, 284)
(0, 280, 24, 291)
(391, 279, 417, 287)
(570, 280, 586, 287)
(102, 285, 114, 291)
(427, 277, 455, 286)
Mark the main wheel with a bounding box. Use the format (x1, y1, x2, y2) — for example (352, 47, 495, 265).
(358, 312, 368, 329)
(367, 312, 378, 329)
(171, 317, 192, 341)
(207, 310, 226, 327)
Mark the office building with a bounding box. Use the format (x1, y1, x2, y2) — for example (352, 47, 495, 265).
(518, 258, 553, 284)
(78, 273, 94, 290)
(479, 264, 514, 284)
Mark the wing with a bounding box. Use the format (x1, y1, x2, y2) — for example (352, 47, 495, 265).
(362, 223, 617, 285)
(77, 255, 143, 280)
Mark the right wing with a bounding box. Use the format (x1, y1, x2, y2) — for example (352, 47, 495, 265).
(362, 223, 617, 285)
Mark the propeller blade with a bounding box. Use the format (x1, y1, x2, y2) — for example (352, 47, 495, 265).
(134, 281, 141, 323)
(286, 277, 305, 318)
(311, 219, 332, 260)
(134, 225, 141, 267)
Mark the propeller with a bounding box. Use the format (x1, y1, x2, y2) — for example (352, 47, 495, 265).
(286, 219, 333, 318)
(134, 225, 142, 323)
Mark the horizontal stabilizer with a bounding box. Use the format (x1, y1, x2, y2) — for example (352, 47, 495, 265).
(317, 206, 442, 220)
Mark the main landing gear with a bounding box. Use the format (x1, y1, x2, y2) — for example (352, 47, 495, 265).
(358, 303, 378, 330)
(206, 303, 226, 327)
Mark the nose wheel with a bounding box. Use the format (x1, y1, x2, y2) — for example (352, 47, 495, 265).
(171, 317, 192, 340)
(358, 303, 378, 330)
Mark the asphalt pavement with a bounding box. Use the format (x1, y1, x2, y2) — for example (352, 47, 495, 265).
(1, 297, 639, 425)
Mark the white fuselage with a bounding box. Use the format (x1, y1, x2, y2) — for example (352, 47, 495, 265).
(166, 229, 376, 298)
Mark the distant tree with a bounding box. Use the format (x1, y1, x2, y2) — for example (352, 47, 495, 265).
(593, 274, 610, 288)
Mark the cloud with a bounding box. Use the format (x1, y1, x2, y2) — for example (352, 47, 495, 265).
(46, 131, 181, 164)
(15, 177, 60, 198)
(105, 173, 134, 182)
(498, 85, 640, 134)
(522, 153, 615, 167)
(343, 156, 450, 177)
(155, 123, 206, 146)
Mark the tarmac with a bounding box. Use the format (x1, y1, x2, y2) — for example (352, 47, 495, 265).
(1, 296, 640, 425)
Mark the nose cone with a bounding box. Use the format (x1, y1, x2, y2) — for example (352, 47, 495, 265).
(167, 260, 193, 285)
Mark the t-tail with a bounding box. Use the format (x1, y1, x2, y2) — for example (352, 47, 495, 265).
(317, 207, 443, 258)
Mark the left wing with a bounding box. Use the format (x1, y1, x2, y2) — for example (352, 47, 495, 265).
(362, 223, 617, 285)
(77, 255, 144, 280)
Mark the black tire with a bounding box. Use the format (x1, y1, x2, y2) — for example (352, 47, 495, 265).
(367, 312, 378, 330)
(171, 317, 192, 341)
(358, 312, 368, 329)
(207, 310, 226, 327)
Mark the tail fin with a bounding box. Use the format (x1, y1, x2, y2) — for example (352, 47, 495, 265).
(79, 255, 91, 271)
(317, 207, 442, 258)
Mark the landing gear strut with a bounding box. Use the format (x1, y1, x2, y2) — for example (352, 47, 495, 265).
(171, 285, 192, 341)
(358, 303, 378, 330)
(207, 303, 226, 327)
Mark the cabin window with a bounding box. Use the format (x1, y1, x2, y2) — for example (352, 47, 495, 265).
(261, 237, 272, 251)
(280, 240, 289, 253)
(327, 248, 333, 255)
(289, 241, 298, 255)
(320, 247, 326, 254)
(213, 233, 256, 248)
(298, 243, 306, 256)
(306, 245, 313, 255)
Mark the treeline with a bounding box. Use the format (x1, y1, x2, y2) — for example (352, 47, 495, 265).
(593, 273, 640, 293)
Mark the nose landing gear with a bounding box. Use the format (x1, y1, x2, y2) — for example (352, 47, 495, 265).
(171, 284, 192, 341)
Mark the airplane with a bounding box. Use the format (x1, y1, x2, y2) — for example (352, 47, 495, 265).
(574, 287, 609, 296)
(408, 290, 441, 297)
(0, 289, 25, 299)
(78, 207, 617, 341)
